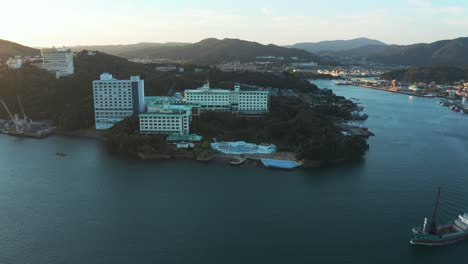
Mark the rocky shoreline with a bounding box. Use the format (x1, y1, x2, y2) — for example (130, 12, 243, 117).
(53, 129, 351, 169)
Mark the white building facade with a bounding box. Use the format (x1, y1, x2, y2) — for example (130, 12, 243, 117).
(184, 83, 269, 113)
(6, 57, 22, 69)
(139, 103, 193, 134)
(93, 73, 145, 130)
(35, 47, 74, 78)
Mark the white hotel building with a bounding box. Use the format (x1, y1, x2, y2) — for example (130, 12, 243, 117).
(184, 83, 269, 113)
(139, 103, 194, 135)
(34, 47, 74, 78)
(93, 73, 145, 130)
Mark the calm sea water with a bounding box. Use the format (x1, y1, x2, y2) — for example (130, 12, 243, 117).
(1, 80, 467, 264)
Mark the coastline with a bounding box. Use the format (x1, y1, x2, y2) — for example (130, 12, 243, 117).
(55, 129, 105, 140)
(25, 129, 327, 168)
(355, 84, 443, 98)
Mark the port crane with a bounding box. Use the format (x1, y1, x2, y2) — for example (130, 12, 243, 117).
(0, 98, 21, 133)
(17, 96, 28, 122)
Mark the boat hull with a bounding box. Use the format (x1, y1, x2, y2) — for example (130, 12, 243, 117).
(410, 230, 468, 246)
(410, 233, 468, 246)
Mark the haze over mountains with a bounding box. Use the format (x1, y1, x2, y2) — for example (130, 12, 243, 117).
(286, 38, 387, 53)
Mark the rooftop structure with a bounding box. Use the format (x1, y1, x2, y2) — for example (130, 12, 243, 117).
(93, 73, 145, 130)
(139, 103, 195, 135)
(166, 134, 203, 142)
(144, 95, 184, 106)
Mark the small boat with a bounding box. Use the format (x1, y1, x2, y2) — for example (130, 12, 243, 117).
(56, 152, 68, 157)
(410, 187, 468, 246)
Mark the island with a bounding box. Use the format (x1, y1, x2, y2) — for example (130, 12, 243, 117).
(0, 51, 370, 169)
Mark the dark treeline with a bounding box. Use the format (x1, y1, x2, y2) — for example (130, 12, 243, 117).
(381, 66, 468, 84)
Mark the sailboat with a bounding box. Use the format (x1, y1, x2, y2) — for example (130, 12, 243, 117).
(410, 187, 468, 246)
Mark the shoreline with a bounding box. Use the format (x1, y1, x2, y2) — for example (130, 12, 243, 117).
(9, 129, 338, 169)
(54, 129, 105, 140)
(136, 151, 343, 169)
(354, 84, 443, 98)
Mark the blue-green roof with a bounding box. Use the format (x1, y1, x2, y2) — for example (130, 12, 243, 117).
(166, 134, 203, 142)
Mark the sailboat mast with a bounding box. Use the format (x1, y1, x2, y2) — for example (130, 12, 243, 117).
(428, 187, 441, 234)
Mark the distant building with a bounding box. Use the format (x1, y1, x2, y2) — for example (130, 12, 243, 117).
(129, 58, 152, 64)
(448, 90, 456, 98)
(290, 62, 318, 69)
(408, 85, 421, 92)
(184, 83, 269, 113)
(34, 47, 74, 78)
(139, 103, 194, 135)
(93, 73, 145, 130)
(6, 57, 22, 69)
(217, 61, 260, 72)
(155, 65, 177, 72)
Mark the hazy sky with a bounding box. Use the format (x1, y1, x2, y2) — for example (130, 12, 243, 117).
(3, 0, 468, 47)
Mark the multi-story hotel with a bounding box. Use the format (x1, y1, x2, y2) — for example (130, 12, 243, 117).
(139, 102, 194, 135)
(184, 83, 269, 113)
(34, 47, 74, 78)
(93, 73, 145, 130)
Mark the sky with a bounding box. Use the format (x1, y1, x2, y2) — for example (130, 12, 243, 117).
(2, 0, 468, 47)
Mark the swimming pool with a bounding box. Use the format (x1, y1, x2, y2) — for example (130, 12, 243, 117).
(211, 141, 276, 154)
(261, 159, 304, 169)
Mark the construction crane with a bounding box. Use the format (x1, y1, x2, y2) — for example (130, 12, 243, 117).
(17, 96, 30, 124)
(0, 98, 20, 133)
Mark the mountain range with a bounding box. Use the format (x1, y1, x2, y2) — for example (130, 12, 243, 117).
(0, 39, 40, 61)
(72, 38, 322, 65)
(286, 38, 387, 53)
(326, 37, 468, 66)
(3, 36, 468, 67)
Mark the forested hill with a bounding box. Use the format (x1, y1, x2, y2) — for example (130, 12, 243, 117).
(72, 38, 323, 65)
(337, 37, 468, 66)
(0, 39, 40, 61)
(287, 38, 386, 53)
(70, 42, 190, 58)
(381, 66, 468, 83)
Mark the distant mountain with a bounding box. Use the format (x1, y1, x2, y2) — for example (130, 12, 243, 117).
(381, 66, 468, 83)
(73, 38, 323, 65)
(286, 38, 387, 53)
(70, 42, 190, 57)
(336, 37, 468, 66)
(0, 39, 40, 61)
